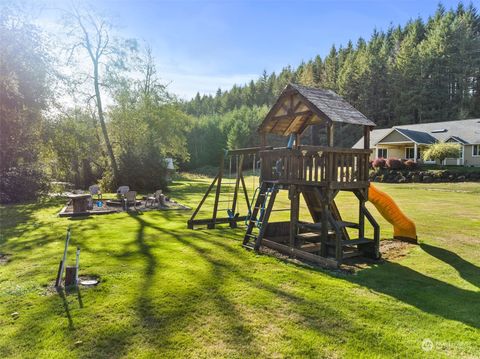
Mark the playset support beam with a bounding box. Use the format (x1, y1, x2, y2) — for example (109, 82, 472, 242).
(210, 153, 225, 229)
(289, 185, 300, 248)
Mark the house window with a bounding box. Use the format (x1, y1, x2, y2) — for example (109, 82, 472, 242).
(377, 148, 387, 158)
(405, 147, 415, 159)
(473, 145, 480, 157)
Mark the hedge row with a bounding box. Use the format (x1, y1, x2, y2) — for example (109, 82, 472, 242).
(370, 168, 480, 183)
(371, 157, 418, 170)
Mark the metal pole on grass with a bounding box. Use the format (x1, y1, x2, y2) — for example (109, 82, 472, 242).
(75, 247, 80, 285)
(56, 227, 71, 287)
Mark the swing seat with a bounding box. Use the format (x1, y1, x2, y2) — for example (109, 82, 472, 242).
(227, 209, 239, 219)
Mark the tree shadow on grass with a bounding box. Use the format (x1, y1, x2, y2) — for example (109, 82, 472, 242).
(200, 230, 480, 330)
(420, 243, 480, 289)
(55, 286, 85, 330)
(90, 213, 292, 356)
(0, 198, 62, 245)
(346, 259, 480, 329)
(120, 218, 415, 356)
(93, 211, 159, 358)
(125, 212, 264, 356)
(167, 230, 416, 356)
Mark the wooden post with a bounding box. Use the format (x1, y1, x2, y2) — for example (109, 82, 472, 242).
(315, 188, 329, 257)
(55, 260, 63, 288)
(289, 185, 299, 248)
(231, 155, 243, 215)
(295, 133, 301, 149)
(56, 227, 71, 287)
(229, 155, 244, 228)
(327, 122, 334, 147)
(75, 247, 80, 285)
(261, 133, 267, 148)
(65, 266, 77, 287)
(358, 196, 365, 240)
(311, 124, 320, 145)
(187, 174, 218, 228)
(239, 173, 251, 213)
(210, 153, 225, 229)
(364, 126, 371, 150)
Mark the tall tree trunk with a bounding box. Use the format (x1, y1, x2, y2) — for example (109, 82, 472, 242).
(93, 62, 120, 184)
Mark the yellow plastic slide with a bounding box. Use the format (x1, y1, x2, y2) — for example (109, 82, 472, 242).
(368, 184, 417, 243)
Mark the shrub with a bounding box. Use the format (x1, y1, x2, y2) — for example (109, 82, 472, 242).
(404, 159, 418, 170)
(372, 158, 386, 169)
(0, 166, 50, 204)
(98, 170, 116, 193)
(117, 151, 168, 192)
(386, 158, 404, 170)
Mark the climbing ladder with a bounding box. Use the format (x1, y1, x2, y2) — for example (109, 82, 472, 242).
(243, 181, 280, 250)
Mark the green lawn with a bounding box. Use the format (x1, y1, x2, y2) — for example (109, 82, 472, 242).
(1, 177, 479, 358)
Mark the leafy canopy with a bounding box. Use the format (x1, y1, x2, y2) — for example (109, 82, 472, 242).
(422, 142, 462, 162)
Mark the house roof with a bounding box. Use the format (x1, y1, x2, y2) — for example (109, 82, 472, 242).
(446, 135, 468, 144)
(353, 119, 480, 148)
(393, 128, 437, 144)
(258, 83, 376, 136)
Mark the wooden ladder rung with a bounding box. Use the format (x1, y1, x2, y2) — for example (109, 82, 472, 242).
(342, 238, 373, 246)
(296, 232, 321, 240)
(299, 243, 322, 253)
(336, 221, 359, 229)
(342, 249, 362, 258)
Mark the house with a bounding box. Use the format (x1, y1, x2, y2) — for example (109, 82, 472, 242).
(352, 119, 480, 166)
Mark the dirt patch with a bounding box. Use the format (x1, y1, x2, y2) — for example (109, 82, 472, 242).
(43, 275, 101, 296)
(59, 197, 190, 217)
(0, 253, 11, 265)
(380, 239, 416, 261)
(340, 239, 416, 273)
(259, 239, 416, 274)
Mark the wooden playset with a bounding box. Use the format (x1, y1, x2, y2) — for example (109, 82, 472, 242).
(188, 84, 417, 268)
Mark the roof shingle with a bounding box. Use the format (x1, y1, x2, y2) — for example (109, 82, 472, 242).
(290, 84, 376, 127)
(353, 119, 480, 148)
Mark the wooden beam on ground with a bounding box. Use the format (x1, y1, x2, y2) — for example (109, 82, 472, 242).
(188, 216, 248, 227)
(261, 238, 339, 268)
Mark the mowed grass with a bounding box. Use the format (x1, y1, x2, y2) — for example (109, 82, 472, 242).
(0, 176, 479, 358)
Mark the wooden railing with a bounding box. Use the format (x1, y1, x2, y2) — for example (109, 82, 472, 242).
(260, 146, 371, 187)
